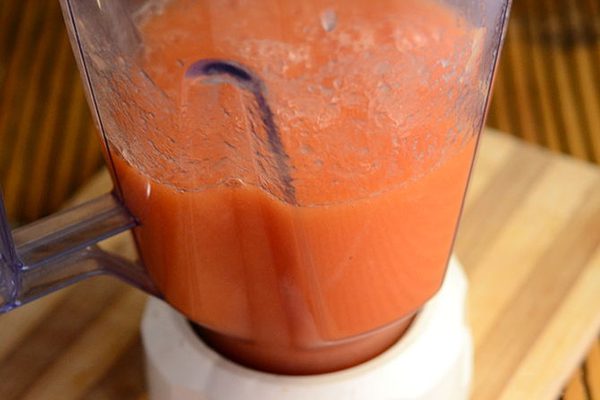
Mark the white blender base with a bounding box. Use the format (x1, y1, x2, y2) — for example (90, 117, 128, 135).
(142, 257, 472, 400)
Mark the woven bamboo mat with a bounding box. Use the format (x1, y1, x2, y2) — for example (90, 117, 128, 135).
(487, 0, 600, 165)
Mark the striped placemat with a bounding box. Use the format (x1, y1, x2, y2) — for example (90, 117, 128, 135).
(0, 0, 103, 225)
(487, 0, 600, 164)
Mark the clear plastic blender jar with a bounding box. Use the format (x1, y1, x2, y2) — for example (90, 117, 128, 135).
(0, 0, 510, 375)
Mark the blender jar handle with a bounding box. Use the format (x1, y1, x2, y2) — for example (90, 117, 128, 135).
(0, 190, 158, 313)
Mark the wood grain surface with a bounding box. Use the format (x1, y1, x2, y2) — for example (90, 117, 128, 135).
(456, 132, 600, 399)
(0, 130, 598, 399)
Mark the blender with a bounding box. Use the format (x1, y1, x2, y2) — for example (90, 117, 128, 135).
(0, 0, 511, 398)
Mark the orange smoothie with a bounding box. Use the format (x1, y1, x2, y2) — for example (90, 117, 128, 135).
(105, 0, 485, 373)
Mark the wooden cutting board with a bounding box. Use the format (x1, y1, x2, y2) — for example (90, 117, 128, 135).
(0, 130, 598, 400)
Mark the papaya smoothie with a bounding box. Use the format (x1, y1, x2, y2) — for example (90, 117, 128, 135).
(105, 0, 485, 374)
